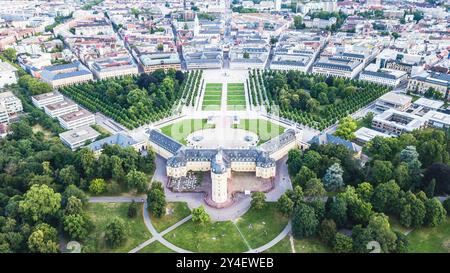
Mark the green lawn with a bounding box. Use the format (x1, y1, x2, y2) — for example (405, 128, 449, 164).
(407, 217, 450, 253)
(294, 237, 332, 253)
(233, 119, 285, 144)
(138, 241, 175, 253)
(202, 83, 223, 111)
(227, 83, 246, 110)
(163, 219, 249, 253)
(83, 202, 151, 253)
(264, 237, 292, 253)
(150, 202, 191, 232)
(160, 119, 214, 144)
(235, 203, 289, 249)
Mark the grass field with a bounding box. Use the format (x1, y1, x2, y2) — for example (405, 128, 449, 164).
(160, 119, 214, 144)
(407, 217, 450, 253)
(235, 203, 289, 249)
(163, 219, 249, 253)
(150, 202, 191, 233)
(202, 83, 223, 111)
(227, 83, 246, 111)
(84, 203, 151, 253)
(138, 241, 175, 253)
(233, 119, 285, 144)
(294, 237, 332, 253)
(264, 237, 292, 253)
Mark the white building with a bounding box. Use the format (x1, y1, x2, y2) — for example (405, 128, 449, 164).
(359, 65, 407, 87)
(44, 99, 79, 118)
(423, 111, 450, 130)
(59, 125, 100, 151)
(0, 61, 18, 88)
(58, 108, 96, 130)
(354, 127, 391, 145)
(31, 92, 64, 109)
(0, 104, 8, 124)
(312, 56, 364, 79)
(372, 109, 427, 135)
(375, 93, 412, 112)
(0, 91, 23, 114)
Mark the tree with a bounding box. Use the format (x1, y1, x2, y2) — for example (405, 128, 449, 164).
(128, 201, 138, 218)
(323, 163, 344, 192)
(292, 203, 319, 239)
(333, 233, 353, 253)
(192, 206, 210, 225)
(334, 116, 357, 141)
(64, 196, 83, 216)
(251, 192, 266, 209)
(287, 149, 302, 176)
(62, 185, 88, 206)
(303, 178, 326, 198)
(63, 214, 89, 240)
(276, 194, 294, 216)
(3, 48, 17, 62)
(327, 196, 348, 228)
(424, 198, 446, 227)
(367, 213, 397, 253)
(443, 198, 450, 216)
(125, 170, 148, 193)
(370, 160, 393, 184)
(317, 219, 337, 245)
(19, 184, 61, 222)
(423, 163, 450, 195)
(57, 165, 79, 186)
(27, 223, 59, 253)
(293, 15, 305, 29)
(89, 178, 106, 195)
(356, 182, 373, 202)
(294, 166, 317, 187)
(147, 182, 166, 218)
(105, 217, 127, 248)
(372, 180, 400, 214)
(351, 225, 373, 253)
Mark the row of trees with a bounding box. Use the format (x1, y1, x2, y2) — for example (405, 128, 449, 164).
(60, 69, 186, 129)
(261, 70, 390, 130)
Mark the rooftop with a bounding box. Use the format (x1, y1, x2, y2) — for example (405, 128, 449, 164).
(58, 108, 94, 123)
(59, 125, 100, 144)
(87, 133, 140, 152)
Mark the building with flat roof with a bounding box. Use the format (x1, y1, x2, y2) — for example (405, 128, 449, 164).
(354, 127, 391, 145)
(375, 93, 412, 112)
(58, 108, 96, 130)
(59, 125, 100, 150)
(87, 133, 146, 156)
(44, 99, 78, 118)
(90, 56, 138, 80)
(31, 91, 64, 108)
(413, 97, 444, 111)
(312, 56, 364, 79)
(40, 62, 93, 88)
(359, 67, 407, 87)
(423, 111, 450, 130)
(372, 109, 427, 135)
(0, 91, 22, 114)
(0, 61, 18, 88)
(0, 104, 9, 124)
(139, 53, 181, 73)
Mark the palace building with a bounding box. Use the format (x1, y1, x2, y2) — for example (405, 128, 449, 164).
(147, 127, 305, 205)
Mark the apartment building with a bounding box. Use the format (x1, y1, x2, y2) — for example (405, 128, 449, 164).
(0, 91, 23, 114)
(407, 72, 450, 99)
(0, 61, 18, 88)
(58, 108, 96, 130)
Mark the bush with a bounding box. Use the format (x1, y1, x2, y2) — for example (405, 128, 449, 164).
(128, 201, 138, 218)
